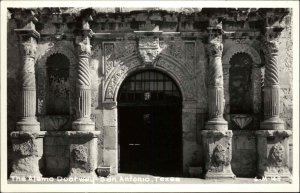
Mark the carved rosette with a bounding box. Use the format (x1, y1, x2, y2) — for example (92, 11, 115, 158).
(268, 143, 284, 167)
(72, 145, 88, 163)
(138, 36, 161, 65)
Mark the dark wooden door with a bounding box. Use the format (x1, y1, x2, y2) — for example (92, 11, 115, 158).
(118, 105, 182, 176)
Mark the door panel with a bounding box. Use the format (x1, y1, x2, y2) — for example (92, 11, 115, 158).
(119, 105, 182, 176)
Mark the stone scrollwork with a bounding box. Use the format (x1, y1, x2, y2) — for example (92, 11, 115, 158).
(105, 58, 141, 100)
(269, 143, 285, 167)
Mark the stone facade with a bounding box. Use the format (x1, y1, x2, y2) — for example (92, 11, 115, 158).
(7, 8, 293, 179)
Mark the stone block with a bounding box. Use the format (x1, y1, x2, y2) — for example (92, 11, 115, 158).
(103, 108, 117, 127)
(45, 156, 69, 177)
(103, 149, 118, 174)
(201, 130, 235, 179)
(256, 130, 292, 179)
(182, 141, 202, 175)
(182, 112, 196, 142)
(103, 126, 117, 149)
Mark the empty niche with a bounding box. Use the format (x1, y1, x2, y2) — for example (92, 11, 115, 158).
(46, 53, 70, 115)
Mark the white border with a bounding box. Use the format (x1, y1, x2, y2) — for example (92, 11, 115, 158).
(1, 1, 299, 192)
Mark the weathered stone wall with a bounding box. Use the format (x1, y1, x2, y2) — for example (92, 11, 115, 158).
(7, 8, 293, 177)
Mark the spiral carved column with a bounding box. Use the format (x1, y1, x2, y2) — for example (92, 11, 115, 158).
(201, 26, 235, 179)
(205, 42, 228, 131)
(72, 31, 95, 131)
(256, 25, 291, 179)
(16, 37, 40, 132)
(260, 40, 284, 130)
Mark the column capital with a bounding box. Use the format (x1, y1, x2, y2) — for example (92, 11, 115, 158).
(206, 42, 223, 57)
(261, 26, 284, 55)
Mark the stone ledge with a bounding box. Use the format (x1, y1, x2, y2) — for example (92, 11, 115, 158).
(256, 130, 292, 137)
(66, 131, 101, 138)
(201, 130, 233, 137)
(10, 131, 46, 139)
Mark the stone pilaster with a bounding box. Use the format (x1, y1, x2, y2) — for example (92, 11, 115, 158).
(72, 15, 95, 131)
(256, 22, 292, 179)
(10, 10, 45, 179)
(201, 25, 235, 179)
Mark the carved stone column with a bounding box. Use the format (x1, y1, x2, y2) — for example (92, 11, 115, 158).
(201, 26, 235, 179)
(10, 11, 45, 179)
(256, 25, 292, 179)
(68, 13, 100, 178)
(72, 16, 95, 131)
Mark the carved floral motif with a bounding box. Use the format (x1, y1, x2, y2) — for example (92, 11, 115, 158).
(72, 145, 88, 163)
(269, 143, 285, 167)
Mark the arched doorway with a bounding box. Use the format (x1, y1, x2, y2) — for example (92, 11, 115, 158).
(117, 70, 182, 176)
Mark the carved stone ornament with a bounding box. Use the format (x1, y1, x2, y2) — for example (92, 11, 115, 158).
(72, 145, 88, 163)
(263, 40, 279, 55)
(77, 41, 92, 57)
(138, 36, 162, 65)
(269, 143, 285, 167)
(12, 139, 37, 156)
(212, 144, 226, 167)
(20, 42, 37, 58)
(207, 42, 223, 57)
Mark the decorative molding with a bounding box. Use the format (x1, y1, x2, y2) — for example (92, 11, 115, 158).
(156, 57, 195, 100)
(104, 57, 142, 100)
(103, 55, 195, 102)
(223, 44, 261, 65)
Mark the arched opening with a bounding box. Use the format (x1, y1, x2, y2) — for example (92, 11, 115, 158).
(117, 70, 182, 176)
(46, 53, 70, 115)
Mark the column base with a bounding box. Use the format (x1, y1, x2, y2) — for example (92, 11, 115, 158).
(260, 117, 285, 130)
(16, 118, 40, 132)
(205, 166, 236, 179)
(9, 131, 45, 179)
(201, 130, 236, 179)
(256, 130, 292, 179)
(66, 131, 100, 179)
(205, 118, 228, 130)
(72, 118, 95, 131)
